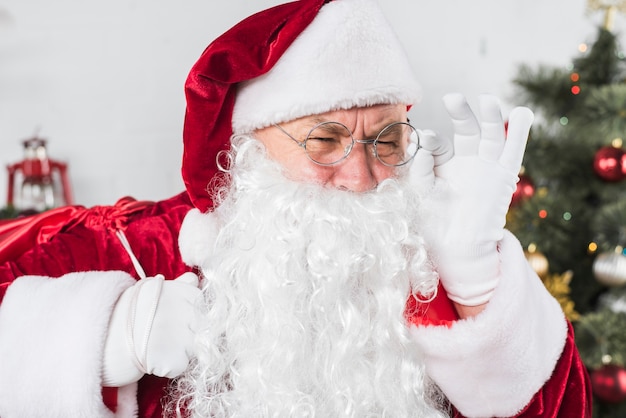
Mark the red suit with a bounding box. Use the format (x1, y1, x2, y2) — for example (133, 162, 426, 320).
(0, 192, 591, 417)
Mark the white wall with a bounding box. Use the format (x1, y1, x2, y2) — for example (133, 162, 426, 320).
(0, 0, 622, 207)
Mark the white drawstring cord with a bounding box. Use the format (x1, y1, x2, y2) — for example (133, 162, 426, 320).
(116, 229, 164, 374)
(115, 230, 147, 280)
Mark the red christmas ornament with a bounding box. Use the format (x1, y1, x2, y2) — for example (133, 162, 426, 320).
(590, 364, 626, 403)
(511, 174, 535, 206)
(593, 146, 626, 182)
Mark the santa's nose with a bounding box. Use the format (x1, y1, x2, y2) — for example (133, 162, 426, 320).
(329, 143, 378, 192)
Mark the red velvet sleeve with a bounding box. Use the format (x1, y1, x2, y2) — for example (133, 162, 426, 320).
(407, 287, 592, 418)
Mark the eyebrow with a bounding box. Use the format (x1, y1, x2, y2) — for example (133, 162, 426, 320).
(306, 115, 406, 137)
(313, 122, 351, 136)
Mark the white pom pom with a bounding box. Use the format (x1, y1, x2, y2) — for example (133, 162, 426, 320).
(179, 208, 220, 267)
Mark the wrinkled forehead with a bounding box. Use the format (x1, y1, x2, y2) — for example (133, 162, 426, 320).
(277, 104, 409, 132)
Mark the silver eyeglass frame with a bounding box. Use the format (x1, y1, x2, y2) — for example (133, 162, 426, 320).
(273, 120, 421, 167)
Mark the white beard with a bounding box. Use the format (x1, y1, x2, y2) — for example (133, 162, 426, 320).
(169, 135, 447, 418)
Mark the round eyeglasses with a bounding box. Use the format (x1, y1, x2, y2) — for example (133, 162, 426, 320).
(273, 121, 420, 167)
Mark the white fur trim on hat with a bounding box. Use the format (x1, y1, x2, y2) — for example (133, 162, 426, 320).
(409, 230, 568, 417)
(232, 0, 421, 134)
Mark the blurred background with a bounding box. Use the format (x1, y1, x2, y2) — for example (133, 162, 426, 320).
(0, 0, 618, 207)
(2, 1, 626, 415)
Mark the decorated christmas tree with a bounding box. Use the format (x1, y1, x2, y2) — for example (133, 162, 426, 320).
(506, 3, 626, 416)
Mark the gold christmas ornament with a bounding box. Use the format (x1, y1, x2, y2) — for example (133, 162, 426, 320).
(542, 270, 580, 321)
(593, 250, 626, 287)
(525, 247, 550, 279)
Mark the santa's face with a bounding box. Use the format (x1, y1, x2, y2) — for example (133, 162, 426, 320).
(169, 131, 446, 417)
(253, 104, 408, 192)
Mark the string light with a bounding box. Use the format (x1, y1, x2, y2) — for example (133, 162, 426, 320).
(570, 71, 580, 95)
(588, 242, 598, 253)
(539, 209, 548, 219)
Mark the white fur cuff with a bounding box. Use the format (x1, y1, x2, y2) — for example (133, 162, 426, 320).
(0, 271, 135, 417)
(410, 230, 568, 417)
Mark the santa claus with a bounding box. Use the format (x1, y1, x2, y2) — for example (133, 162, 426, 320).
(0, 0, 591, 417)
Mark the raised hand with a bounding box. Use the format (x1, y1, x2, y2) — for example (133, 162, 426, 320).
(413, 93, 533, 306)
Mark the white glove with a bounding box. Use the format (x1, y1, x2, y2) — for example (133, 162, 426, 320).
(102, 272, 201, 387)
(414, 93, 533, 306)
(410, 128, 453, 196)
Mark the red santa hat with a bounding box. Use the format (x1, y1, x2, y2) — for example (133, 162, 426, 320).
(182, 0, 421, 212)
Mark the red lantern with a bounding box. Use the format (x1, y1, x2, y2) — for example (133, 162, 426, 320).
(590, 364, 626, 403)
(6, 137, 73, 213)
(593, 146, 626, 182)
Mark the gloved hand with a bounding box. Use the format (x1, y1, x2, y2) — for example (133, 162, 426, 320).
(102, 272, 201, 387)
(410, 128, 453, 196)
(413, 93, 533, 306)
